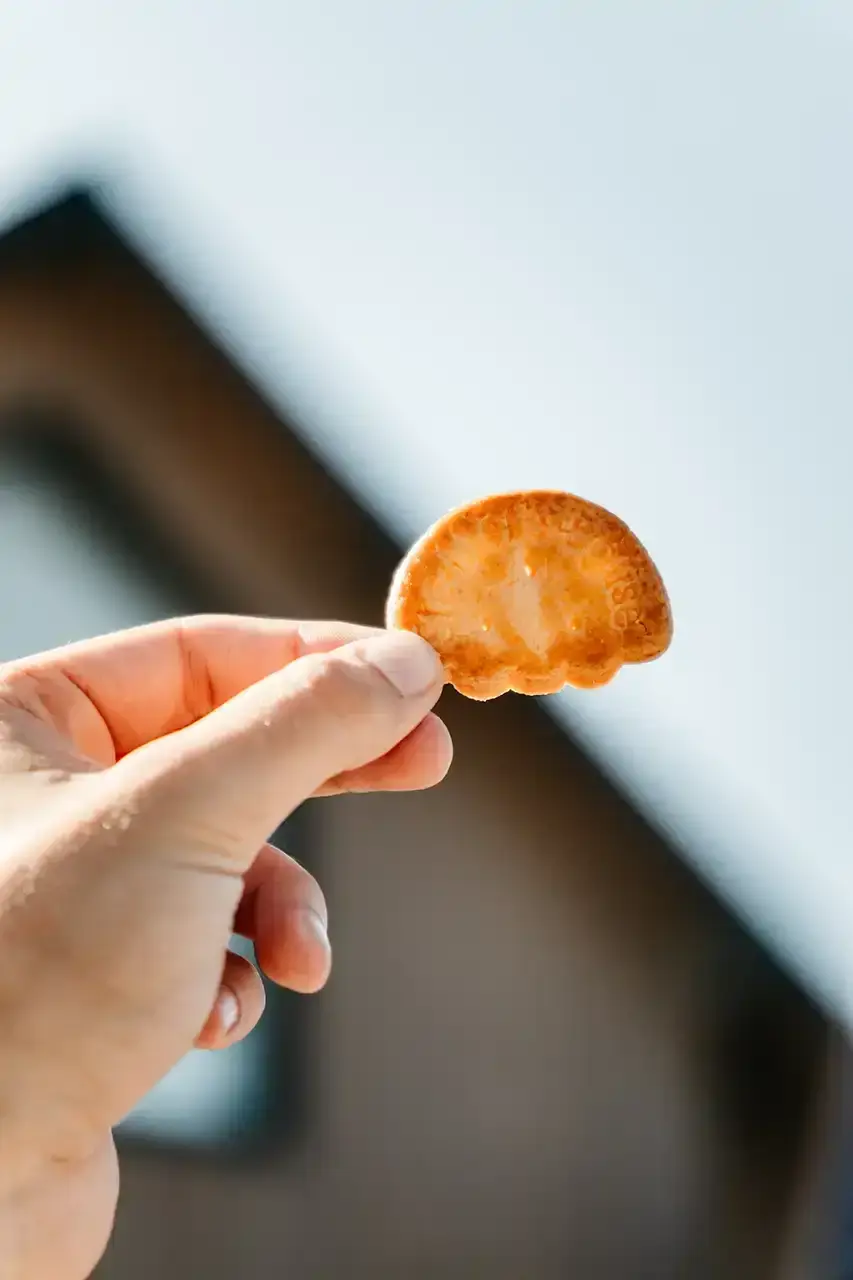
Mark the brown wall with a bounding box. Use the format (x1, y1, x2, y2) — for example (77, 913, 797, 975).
(0, 196, 831, 1279)
(101, 693, 826, 1279)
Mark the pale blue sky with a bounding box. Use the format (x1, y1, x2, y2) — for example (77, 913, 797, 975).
(2, 1, 853, 1020)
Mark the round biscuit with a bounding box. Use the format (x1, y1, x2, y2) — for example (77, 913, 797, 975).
(385, 490, 672, 700)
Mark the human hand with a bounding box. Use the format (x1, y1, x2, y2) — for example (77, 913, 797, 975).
(0, 616, 450, 1278)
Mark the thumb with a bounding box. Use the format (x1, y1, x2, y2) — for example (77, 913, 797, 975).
(115, 630, 445, 869)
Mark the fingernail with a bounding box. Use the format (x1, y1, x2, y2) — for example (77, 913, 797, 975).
(362, 631, 443, 697)
(218, 986, 240, 1036)
(296, 907, 331, 954)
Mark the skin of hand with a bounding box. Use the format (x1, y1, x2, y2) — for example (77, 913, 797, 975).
(0, 615, 451, 1280)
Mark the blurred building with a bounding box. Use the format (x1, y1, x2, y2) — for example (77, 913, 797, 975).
(0, 191, 836, 1279)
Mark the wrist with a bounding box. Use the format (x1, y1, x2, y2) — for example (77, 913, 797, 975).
(0, 1135, 118, 1280)
(0, 1087, 100, 1201)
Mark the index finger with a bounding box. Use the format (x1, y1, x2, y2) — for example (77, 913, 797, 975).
(2, 615, 383, 761)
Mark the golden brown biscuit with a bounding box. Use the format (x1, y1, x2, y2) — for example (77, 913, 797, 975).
(385, 490, 672, 700)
